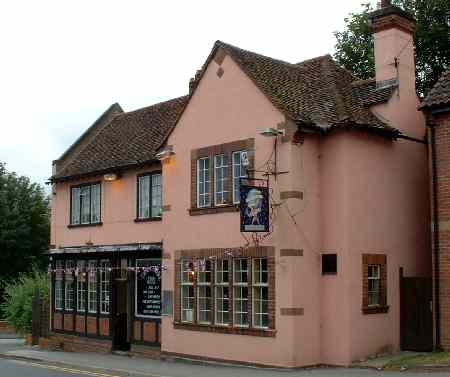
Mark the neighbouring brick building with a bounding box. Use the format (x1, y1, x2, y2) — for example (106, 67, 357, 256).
(48, 2, 431, 367)
(421, 67, 450, 350)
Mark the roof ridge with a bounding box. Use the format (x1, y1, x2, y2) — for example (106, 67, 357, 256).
(295, 54, 332, 66)
(118, 95, 188, 118)
(352, 78, 376, 87)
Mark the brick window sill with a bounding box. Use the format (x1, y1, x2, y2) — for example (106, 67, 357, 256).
(173, 322, 276, 337)
(188, 205, 239, 216)
(67, 222, 103, 229)
(362, 305, 389, 315)
(134, 217, 162, 223)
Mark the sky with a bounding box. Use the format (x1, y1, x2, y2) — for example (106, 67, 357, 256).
(0, 0, 376, 186)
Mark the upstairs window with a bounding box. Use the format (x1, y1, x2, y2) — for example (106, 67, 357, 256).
(232, 151, 248, 204)
(214, 154, 230, 205)
(70, 183, 101, 225)
(137, 172, 162, 219)
(197, 157, 211, 208)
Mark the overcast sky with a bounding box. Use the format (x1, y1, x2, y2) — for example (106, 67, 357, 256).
(0, 0, 376, 186)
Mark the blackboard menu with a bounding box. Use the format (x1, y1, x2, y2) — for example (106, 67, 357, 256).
(136, 260, 161, 317)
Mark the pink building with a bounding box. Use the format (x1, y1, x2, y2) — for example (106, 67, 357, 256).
(48, 1, 430, 367)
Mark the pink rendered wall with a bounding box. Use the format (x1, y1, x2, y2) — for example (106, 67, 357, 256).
(162, 53, 321, 367)
(51, 164, 164, 248)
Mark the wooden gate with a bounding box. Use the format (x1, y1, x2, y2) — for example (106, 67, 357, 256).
(400, 268, 433, 351)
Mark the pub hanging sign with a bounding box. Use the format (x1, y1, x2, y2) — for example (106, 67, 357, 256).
(240, 184, 270, 232)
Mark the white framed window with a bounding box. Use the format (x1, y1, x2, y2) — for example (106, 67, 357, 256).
(71, 183, 101, 225)
(88, 261, 97, 313)
(197, 260, 212, 324)
(64, 260, 75, 311)
(137, 173, 162, 219)
(100, 260, 110, 314)
(197, 157, 211, 208)
(55, 260, 64, 310)
(76, 261, 86, 312)
(215, 259, 230, 326)
(214, 154, 230, 205)
(233, 259, 249, 327)
(181, 260, 195, 322)
(232, 151, 248, 204)
(253, 258, 269, 328)
(368, 265, 381, 306)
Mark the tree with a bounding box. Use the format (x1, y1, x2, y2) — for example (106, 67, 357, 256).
(334, 0, 450, 96)
(0, 162, 50, 306)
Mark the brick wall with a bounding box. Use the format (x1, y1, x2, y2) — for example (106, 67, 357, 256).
(430, 113, 450, 349)
(49, 333, 112, 353)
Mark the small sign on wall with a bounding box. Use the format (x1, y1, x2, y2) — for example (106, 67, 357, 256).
(240, 184, 270, 232)
(136, 259, 161, 317)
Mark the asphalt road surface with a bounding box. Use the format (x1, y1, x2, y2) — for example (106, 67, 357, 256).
(0, 358, 126, 377)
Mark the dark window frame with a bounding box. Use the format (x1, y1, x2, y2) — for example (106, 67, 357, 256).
(135, 171, 163, 222)
(69, 181, 102, 227)
(322, 254, 338, 275)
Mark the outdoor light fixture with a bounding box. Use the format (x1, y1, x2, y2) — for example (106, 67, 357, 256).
(156, 145, 175, 161)
(258, 128, 285, 137)
(104, 173, 118, 182)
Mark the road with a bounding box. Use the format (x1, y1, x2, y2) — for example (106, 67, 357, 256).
(0, 358, 126, 377)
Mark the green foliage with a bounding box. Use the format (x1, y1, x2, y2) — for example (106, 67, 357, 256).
(0, 162, 50, 305)
(334, 0, 450, 95)
(1, 268, 49, 334)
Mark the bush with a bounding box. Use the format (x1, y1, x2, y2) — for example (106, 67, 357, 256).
(1, 268, 49, 334)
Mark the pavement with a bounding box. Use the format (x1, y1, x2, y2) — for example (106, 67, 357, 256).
(1, 338, 450, 376)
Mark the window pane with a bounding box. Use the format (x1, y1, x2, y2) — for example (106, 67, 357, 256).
(215, 286, 230, 325)
(90, 184, 101, 223)
(198, 286, 212, 324)
(233, 151, 248, 204)
(216, 260, 229, 284)
(77, 261, 86, 312)
(138, 176, 150, 219)
(65, 260, 75, 311)
(214, 154, 229, 205)
(253, 286, 269, 328)
(181, 285, 194, 322)
(80, 186, 91, 224)
(198, 260, 212, 283)
(234, 286, 249, 326)
(100, 260, 110, 314)
(71, 187, 81, 225)
(234, 259, 248, 284)
(151, 174, 162, 218)
(253, 258, 268, 285)
(88, 261, 97, 313)
(197, 157, 211, 208)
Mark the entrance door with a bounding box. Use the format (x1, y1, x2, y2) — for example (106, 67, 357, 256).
(113, 259, 130, 351)
(400, 270, 433, 351)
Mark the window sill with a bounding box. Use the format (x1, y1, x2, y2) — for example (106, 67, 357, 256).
(362, 305, 389, 315)
(189, 205, 239, 216)
(67, 222, 103, 229)
(134, 217, 162, 223)
(173, 322, 276, 337)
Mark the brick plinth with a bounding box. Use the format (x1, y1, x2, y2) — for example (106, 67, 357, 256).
(48, 333, 112, 353)
(130, 344, 161, 359)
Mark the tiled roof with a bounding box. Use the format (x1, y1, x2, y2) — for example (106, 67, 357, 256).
(53, 41, 398, 181)
(52, 96, 188, 181)
(192, 41, 397, 135)
(352, 79, 398, 107)
(421, 67, 450, 109)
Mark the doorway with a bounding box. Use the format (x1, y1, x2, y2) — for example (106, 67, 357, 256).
(113, 259, 130, 351)
(400, 268, 433, 351)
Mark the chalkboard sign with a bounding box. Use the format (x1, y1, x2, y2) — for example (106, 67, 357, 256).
(136, 259, 161, 317)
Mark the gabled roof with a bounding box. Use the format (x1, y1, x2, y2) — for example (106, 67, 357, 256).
(190, 41, 398, 136)
(52, 96, 188, 182)
(421, 67, 450, 110)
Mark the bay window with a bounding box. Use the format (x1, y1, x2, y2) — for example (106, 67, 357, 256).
(70, 183, 101, 225)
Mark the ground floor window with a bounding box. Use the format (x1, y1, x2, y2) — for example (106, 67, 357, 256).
(88, 260, 98, 313)
(55, 260, 64, 310)
(64, 260, 75, 311)
(77, 261, 86, 312)
(178, 255, 272, 330)
(362, 254, 388, 314)
(100, 260, 111, 314)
